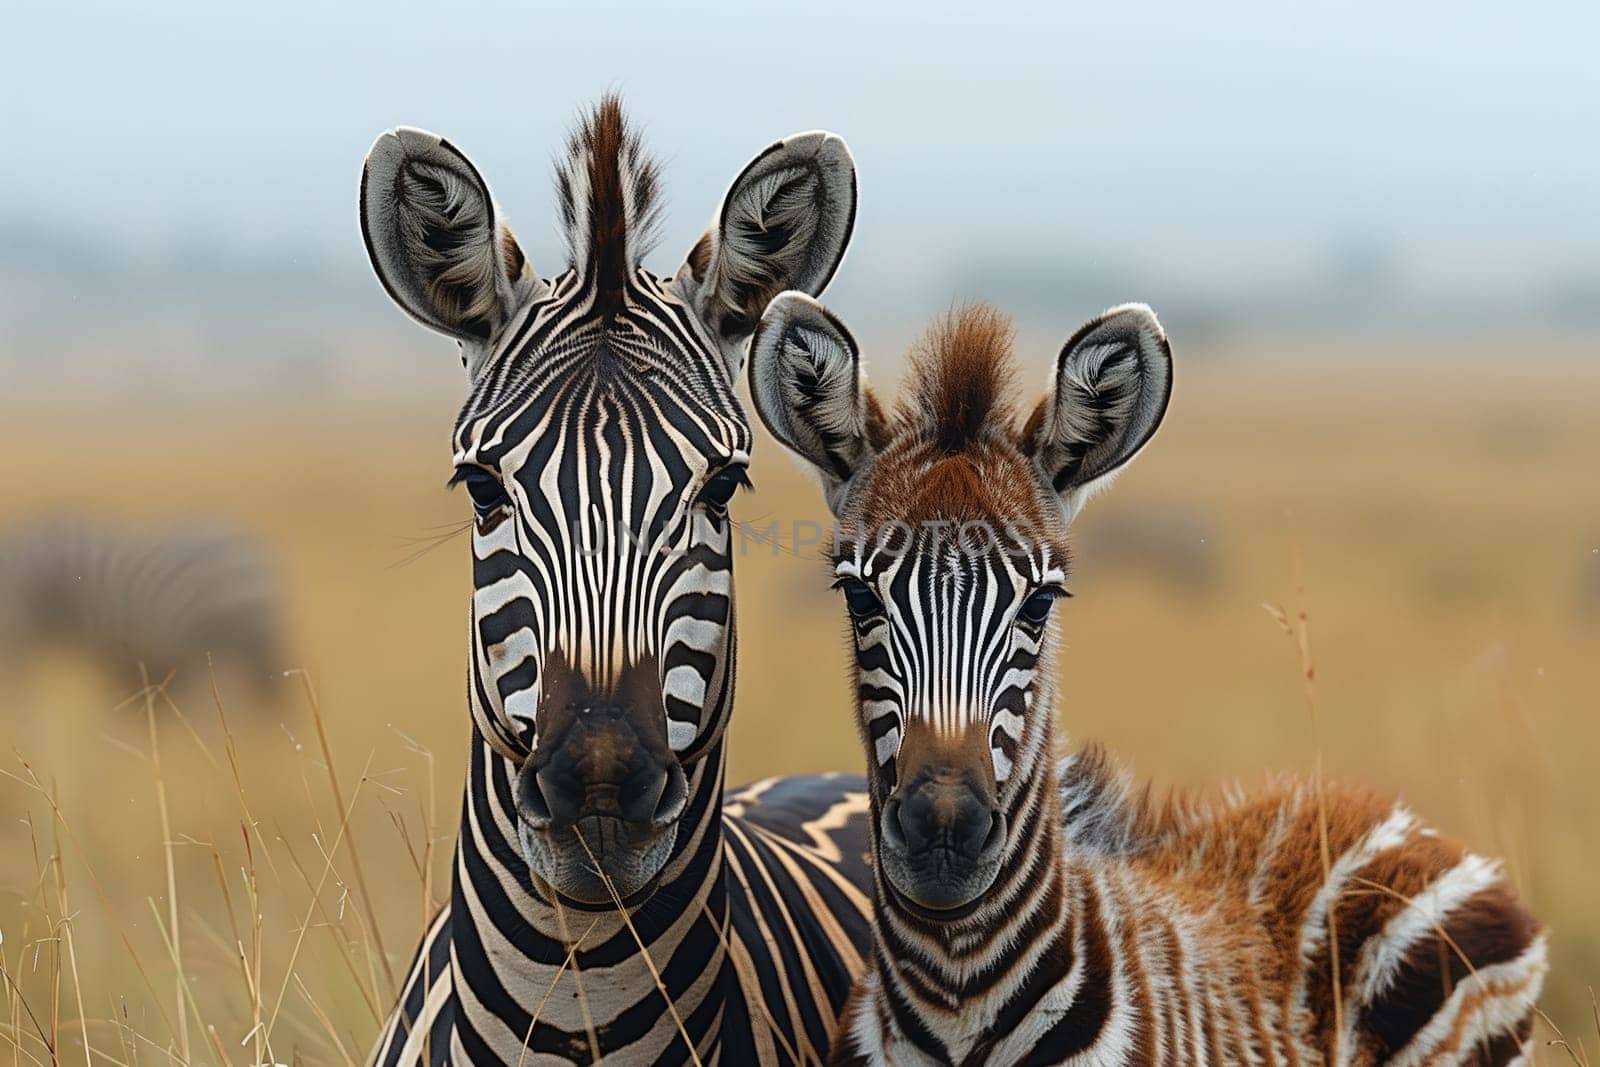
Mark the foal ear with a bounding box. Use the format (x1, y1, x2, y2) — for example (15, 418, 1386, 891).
(361, 127, 540, 358)
(1027, 303, 1172, 523)
(749, 291, 880, 514)
(674, 132, 857, 377)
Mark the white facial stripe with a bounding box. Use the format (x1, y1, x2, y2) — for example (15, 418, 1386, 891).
(456, 275, 751, 760)
(663, 663, 708, 716)
(487, 626, 539, 676)
(874, 725, 902, 766)
(503, 686, 541, 727)
(991, 707, 1025, 741)
(667, 720, 698, 751)
(844, 536, 1056, 784)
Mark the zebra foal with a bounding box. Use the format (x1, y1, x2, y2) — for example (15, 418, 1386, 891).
(748, 293, 1547, 1066)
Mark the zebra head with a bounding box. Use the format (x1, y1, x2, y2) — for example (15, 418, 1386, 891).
(360, 99, 856, 906)
(750, 295, 1170, 917)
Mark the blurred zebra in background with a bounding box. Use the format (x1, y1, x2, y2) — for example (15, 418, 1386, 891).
(0, 517, 285, 695)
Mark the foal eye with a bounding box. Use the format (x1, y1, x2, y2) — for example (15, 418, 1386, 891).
(834, 577, 885, 621)
(698, 464, 751, 514)
(451, 467, 511, 516)
(1018, 586, 1069, 627)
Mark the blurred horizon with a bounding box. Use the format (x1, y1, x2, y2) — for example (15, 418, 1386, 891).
(4, 0, 1599, 394)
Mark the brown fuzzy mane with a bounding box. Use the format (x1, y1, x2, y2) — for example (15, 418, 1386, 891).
(899, 305, 1017, 453)
(555, 94, 662, 318)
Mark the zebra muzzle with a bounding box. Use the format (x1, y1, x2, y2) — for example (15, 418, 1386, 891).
(517, 713, 688, 831)
(879, 767, 1009, 915)
(517, 654, 687, 830)
(509, 656, 692, 905)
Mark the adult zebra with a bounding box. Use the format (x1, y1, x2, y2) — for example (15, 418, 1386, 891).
(361, 98, 872, 1064)
(749, 294, 1547, 1065)
(0, 516, 282, 694)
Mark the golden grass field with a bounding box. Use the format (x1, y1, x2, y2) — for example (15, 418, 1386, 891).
(1, 340, 1597, 1064)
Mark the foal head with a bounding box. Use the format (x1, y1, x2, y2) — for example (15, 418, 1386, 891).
(750, 296, 1170, 918)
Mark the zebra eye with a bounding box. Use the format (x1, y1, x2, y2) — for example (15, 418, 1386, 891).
(452, 467, 510, 516)
(1018, 586, 1069, 627)
(698, 464, 751, 514)
(834, 577, 885, 621)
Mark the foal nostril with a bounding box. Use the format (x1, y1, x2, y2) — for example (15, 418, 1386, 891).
(980, 811, 1007, 858)
(882, 797, 908, 850)
(948, 801, 992, 857)
(895, 787, 939, 853)
(894, 778, 996, 858)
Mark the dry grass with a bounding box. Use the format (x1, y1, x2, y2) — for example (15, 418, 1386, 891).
(0, 342, 1596, 1062)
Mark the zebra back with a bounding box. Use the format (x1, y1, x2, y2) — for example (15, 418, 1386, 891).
(0, 516, 284, 692)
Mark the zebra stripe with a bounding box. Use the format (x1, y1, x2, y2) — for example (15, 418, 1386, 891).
(840, 766, 1548, 1065)
(452, 265, 748, 763)
(745, 300, 1547, 1067)
(369, 745, 873, 1064)
(363, 98, 872, 1064)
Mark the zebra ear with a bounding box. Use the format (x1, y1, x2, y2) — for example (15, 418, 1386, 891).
(749, 291, 881, 514)
(360, 127, 540, 359)
(677, 132, 857, 377)
(1026, 303, 1172, 524)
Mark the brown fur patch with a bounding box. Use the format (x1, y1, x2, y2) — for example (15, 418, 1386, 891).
(899, 305, 1017, 454)
(559, 94, 661, 319)
(851, 306, 1056, 550)
(860, 385, 893, 453)
(686, 230, 712, 284)
(1019, 395, 1049, 456)
(1361, 880, 1541, 1057)
(500, 224, 526, 284)
(585, 95, 628, 316)
(861, 444, 1049, 535)
(896, 719, 998, 801)
(851, 307, 1062, 537)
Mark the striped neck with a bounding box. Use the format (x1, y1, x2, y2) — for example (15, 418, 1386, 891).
(446, 721, 734, 1060)
(864, 694, 1074, 1060)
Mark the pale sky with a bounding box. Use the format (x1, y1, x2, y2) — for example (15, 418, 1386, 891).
(4, 0, 1597, 327)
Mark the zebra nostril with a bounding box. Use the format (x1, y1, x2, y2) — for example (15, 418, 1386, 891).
(889, 781, 997, 858)
(980, 811, 1007, 857)
(882, 798, 908, 851)
(517, 767, 554, 828)
(652, 763, 688, 827)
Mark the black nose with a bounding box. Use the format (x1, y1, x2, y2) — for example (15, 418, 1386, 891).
(888, 771, 999, 858)
(518, 702, 687, 830)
